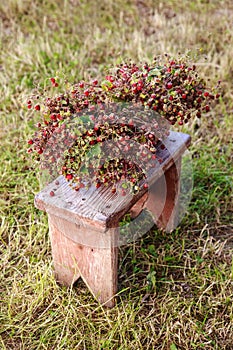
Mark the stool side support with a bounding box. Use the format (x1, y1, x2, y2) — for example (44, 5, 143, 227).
(48, 213, 118, 307)
(146, 157, 182, 232)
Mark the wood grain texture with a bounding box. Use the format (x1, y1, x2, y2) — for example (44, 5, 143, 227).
(146, 157, 182, 232)
(48, 213, 118, 307)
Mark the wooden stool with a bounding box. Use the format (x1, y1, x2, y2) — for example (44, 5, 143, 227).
(35, 131, 191, 307)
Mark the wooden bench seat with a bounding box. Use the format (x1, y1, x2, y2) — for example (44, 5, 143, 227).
(35, 131, 191, 307)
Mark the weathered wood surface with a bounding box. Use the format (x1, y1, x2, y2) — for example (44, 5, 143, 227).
(35, 131, 191, 229)
(146, 157, 181, 232)
(48, 213, 118, 307)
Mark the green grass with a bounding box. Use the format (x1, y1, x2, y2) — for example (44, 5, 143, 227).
(0, 0, 233, 349)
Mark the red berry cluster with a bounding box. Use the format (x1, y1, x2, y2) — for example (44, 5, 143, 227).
(57, 104, 169, 193)
(26, 55, 220, 194)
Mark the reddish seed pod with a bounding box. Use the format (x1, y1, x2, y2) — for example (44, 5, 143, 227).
(50, 114, 57, 121)
(28, 139, 33, 145)
(128, 119, 134, 126)
(50, 77, 56, 84)
(34, 104, 40, 111)
(148, 133, 154, 140)
(66, 174, 73, 180)
(50, 191, 55, 196)
(178, 111, 184, 117)
(37, 148, 43, 154)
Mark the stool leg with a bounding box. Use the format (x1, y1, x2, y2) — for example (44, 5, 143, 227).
(146, 157, 182, 232)
(48, 214, 118, 307)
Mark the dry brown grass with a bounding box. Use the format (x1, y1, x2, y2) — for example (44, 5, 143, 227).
(0, 0, 232, 349)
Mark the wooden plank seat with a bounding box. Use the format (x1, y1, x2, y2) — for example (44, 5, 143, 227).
(35, 131, 191, 307)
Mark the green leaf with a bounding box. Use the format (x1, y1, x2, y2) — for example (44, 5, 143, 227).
(147, 271, 156, 287)
(148, 66, 163, 77)
(79, 165, 88, 174)
(101, 80, 112, 90)
(121, 182, 128, 189)
(83, 145, 102, 170)
(79, 114, 92, 124)
(148, 244, 157, 257)
(86, 143, 101, 157)
(170, 344, 178, 350)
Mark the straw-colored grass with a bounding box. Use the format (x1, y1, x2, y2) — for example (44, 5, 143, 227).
(0, 1, 232, 349)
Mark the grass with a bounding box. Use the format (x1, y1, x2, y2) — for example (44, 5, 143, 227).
(0, 0, 233, 349)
